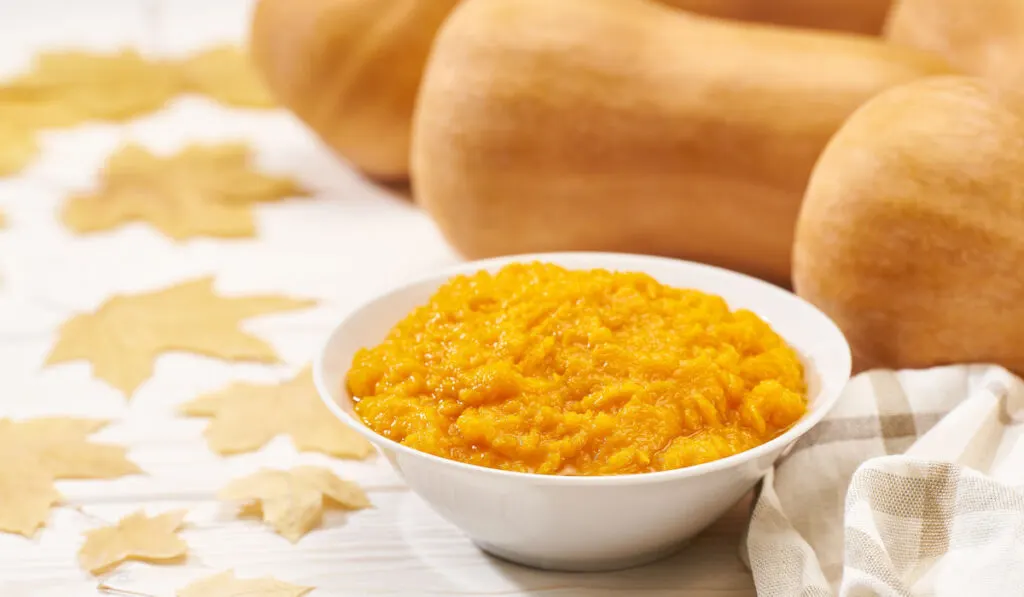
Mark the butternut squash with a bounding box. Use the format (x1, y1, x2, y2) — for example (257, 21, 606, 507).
(411, 0, 953, 284)
(665, 0, 894, 35)
(794, 76, 1024, 373)
(249, 0, 460, 180)
(248, 0, 899, 183)
(885, 0, 1024, 93)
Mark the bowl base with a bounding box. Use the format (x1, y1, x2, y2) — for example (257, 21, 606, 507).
(473, 538, 691, 573)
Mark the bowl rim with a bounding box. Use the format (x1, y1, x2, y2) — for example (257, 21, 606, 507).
(313, 251, 852, 486)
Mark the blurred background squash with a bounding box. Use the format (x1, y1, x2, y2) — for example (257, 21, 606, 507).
(885, 0, 1024, 93)
(411, 0, 952, 284)
(250, 0, 460, 181)
(248, 0, 895, 183)
(666, 0, 893, 35)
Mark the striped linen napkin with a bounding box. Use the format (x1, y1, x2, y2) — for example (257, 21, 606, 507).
(745, 365, 1024, 596)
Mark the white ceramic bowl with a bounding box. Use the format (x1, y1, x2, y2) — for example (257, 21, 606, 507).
(314, 252, 851, 572)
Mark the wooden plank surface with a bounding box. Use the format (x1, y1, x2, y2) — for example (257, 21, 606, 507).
(0, 1, 758, 594)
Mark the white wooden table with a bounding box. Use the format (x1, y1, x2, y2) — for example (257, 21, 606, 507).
(0, 1, 757, 594)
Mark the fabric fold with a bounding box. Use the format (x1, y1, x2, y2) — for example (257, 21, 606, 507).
(746, 365, 1024, 597)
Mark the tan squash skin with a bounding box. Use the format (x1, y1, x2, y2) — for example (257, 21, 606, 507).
(666, 0, 894, 35)
(411, 0, 953, 284)
(247, 0, 891, 182)
(885, 0, 1024, 92)
(250, 0, 460, 180)
(794, 77, 1024, 373)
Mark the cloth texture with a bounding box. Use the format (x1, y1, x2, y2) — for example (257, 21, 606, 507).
(746, 365, 1024, 596)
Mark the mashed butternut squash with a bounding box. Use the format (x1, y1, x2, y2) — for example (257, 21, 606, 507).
(347, 263, 806, 476)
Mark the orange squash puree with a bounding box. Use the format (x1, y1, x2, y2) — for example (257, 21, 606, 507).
(346, 263, 806, 476)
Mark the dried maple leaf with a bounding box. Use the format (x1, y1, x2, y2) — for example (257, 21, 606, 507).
(61, 143, 304, 239)
(219, 466, 371, 542)
(0, 417, 140, 536)
(0, 87, 77, 132)
(178, 45, 276, 108)
(45, 277, 317, 396)
(0, 122, 38, 176)
(0, 49, 181, 176)
(178, 570, 312, 597)
(0, 49, 179, 124)
(0, 463, 60, 538)
(78, 509, 188, 575)
(181, 366, 373, 458)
